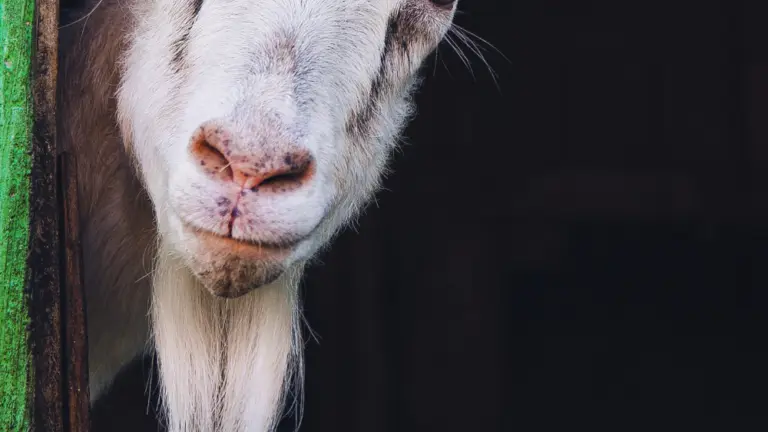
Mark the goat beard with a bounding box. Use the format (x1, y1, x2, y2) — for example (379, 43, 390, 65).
(151, 241, 302, 432)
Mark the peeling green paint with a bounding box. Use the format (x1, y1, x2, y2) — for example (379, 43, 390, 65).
(0, 0, 36, 429)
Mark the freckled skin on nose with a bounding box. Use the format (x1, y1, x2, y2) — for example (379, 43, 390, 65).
(189, 120, 315, 193)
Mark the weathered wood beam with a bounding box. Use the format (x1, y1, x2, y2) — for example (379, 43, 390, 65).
(29, 0, 64, 427)
(61, 151, 91, 430)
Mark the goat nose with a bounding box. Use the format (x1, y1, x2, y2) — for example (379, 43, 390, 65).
(189, 122, 314, 191)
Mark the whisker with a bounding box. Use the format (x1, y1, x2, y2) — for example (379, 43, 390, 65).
(437, 45, 455, 79)
(449, 26, 501, 91)
(443, 34, 475, 80)
(451, 23, 512, 65)
(432, 46, 440, 77)
(59, 0, 104, 29)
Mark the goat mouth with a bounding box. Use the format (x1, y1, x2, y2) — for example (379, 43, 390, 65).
(180, 226, 295, 298)
(201, 230, 298, 251)
(184, 224, 304, 252)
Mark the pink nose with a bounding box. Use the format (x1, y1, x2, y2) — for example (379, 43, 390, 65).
(189, 121, 314, 191)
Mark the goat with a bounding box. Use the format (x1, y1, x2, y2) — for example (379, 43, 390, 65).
(58, 0, 457, 430)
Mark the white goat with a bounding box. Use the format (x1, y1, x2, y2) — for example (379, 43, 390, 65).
(58, 0, 457, 430)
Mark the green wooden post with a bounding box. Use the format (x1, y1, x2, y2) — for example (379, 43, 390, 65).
(1, 0, 71, 427)
(0, 0, 37, 428)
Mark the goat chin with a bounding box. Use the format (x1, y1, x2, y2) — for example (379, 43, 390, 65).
(150, 244, 303, 431)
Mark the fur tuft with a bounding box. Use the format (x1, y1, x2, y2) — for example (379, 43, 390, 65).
(152, 243, 302, 431)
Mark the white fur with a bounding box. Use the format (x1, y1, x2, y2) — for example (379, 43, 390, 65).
(61, 0, 456, 430)
(150, 246, 302, 430)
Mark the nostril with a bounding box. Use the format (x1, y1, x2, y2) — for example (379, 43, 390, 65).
(255, 152, 314, 191)
(190, 130, 234, 181)
(258, 172, 301, 187)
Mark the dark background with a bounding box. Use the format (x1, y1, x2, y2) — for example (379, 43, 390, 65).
(73, 0, 768, 430)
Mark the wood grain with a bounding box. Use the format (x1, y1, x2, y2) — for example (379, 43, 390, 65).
(29, 0, 65, 427)
(0, 0, 37, 429)
(61, 151, 91, 431)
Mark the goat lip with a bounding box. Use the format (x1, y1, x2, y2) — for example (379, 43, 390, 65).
(183, 224, 300, 253)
